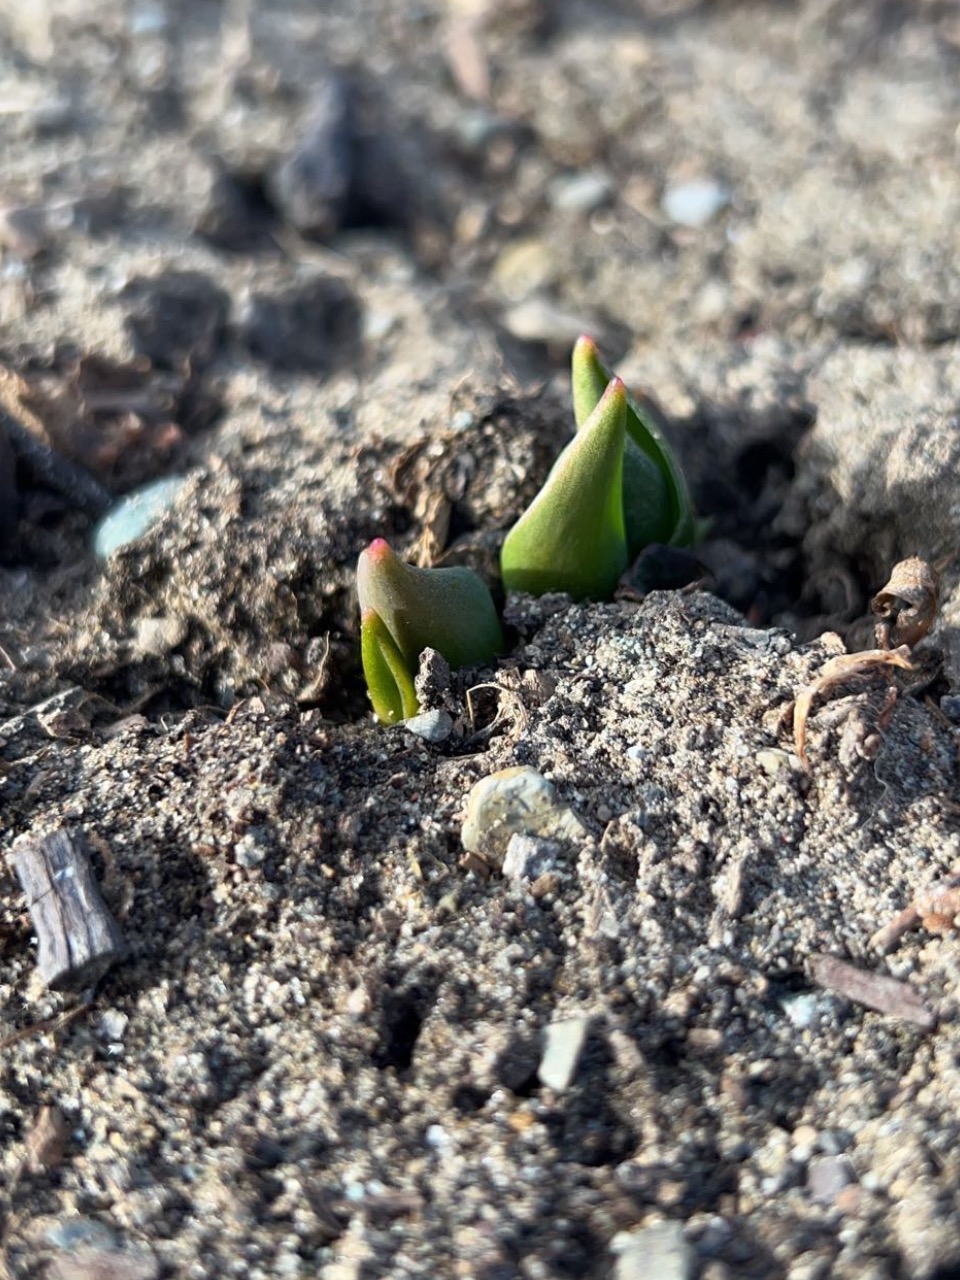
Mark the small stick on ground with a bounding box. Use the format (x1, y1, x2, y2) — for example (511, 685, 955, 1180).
(9, 829, 128, 990)
(809, 952, 936, 1029)
(1, 407, 111, 517)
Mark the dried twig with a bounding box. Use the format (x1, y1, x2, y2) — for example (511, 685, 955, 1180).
(1, 408, 111, 517)
(809, 952, 936, 1029)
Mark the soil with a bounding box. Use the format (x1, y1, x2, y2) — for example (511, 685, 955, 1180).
(1, 2, 960, 1278)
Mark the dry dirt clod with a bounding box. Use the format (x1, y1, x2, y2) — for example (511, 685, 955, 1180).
(23, 1104, 69, 1175)
(791, 645, 914, 768)
(871, 556, 941, 649)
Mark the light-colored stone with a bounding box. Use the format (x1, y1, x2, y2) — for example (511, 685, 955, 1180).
(611, 1221, 693, 1280)
(461, 767, 588, 867)
(538, 1015, 590, 1091)
(402, 709, 454, 743)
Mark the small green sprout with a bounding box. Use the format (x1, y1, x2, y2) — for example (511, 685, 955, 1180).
(357, 538, 503, 723)
(500, 378, 628, 601)
(572, 335, 696, 552)
(360, 608, 419, 725)
(500, 337, 697, 601)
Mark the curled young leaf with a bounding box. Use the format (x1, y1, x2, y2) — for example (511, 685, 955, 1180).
(572, 335, 696, 551)
(357, 539, 502, 721)
(360, 608, 420, 724)
(501, 377, 628, 601)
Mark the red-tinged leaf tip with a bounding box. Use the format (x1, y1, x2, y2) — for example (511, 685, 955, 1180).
(358, 540, 502, 677)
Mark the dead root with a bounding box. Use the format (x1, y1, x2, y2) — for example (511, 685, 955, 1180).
(791, 645, 914, 767)
(786, 555, 944, 769)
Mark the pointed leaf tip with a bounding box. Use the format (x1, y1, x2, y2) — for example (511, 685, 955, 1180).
(570, 340, 696, 552)
(501, 374, 628, 601)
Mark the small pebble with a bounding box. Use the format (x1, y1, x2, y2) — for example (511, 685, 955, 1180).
(807, 1155, 855, 1205)
(93, 476, 188, 559)
(450, 409, 475, 432)
(501, 298, 590, 346)
(235, 830, 270, 869)
(362, 309, 396, 343)
(757, 748, 793, 776)
(461, 766, 588, 867)
(501, 834, 559, 883)
(134, 615, 187, 657)
(402, 709, 454, 743)
(47, 1247, 159, 1280)
(661, 178, 730, 228)
(547, 170, 613, 214)
(451, 108, 507, 155)
(781, 992, 820, 1030)
(538, 1015, 591, 1091)
(939, 695, 960, 723)
(45, 1219, 118, 1252)
(611, 1221, 693, 1280)
(491, 238, 555, 301)
(99, 1010, 129, 1042)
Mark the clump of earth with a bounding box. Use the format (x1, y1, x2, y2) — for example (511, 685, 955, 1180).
(1, 4, 959, 1279)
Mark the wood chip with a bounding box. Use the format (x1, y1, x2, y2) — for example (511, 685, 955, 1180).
(809, 953, 936, 1029)
(9, 829, 128, 990)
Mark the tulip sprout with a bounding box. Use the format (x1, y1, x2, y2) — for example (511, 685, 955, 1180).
(500, 378, 629, 600)
(501, 338, 696, 600)
(357, 338, 696, 720)
(357, 538, 503, 723)
(571, 336, 696, 554)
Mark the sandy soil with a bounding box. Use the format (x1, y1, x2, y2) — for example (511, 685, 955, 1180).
(1, 2, 960, 1278)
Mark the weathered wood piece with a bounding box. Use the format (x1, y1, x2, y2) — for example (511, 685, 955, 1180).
(809, 952, 936, 1030)
(10, 830, 128, 991)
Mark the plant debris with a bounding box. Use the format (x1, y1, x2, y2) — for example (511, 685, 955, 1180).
(871, 556, 941, 649)
(870, 872, 960, 954)
(808, 953, 936, 1030)
(790, 645, 914, 767)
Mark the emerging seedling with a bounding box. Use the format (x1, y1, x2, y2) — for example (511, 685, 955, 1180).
(501, 378, 628, 601)
(360, 608, 419, 725)
(357, 538, 503, 723)
(571, 335, 696, 553)
(500, 338, 696, 602)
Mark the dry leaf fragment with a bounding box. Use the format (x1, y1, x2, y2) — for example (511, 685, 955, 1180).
(871, 872, 960, 953)
(809, 953, 936, 1029)
(792, 646, 913, 766)
(913, 882, 960, 935)
(871, 556, 940, 649)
